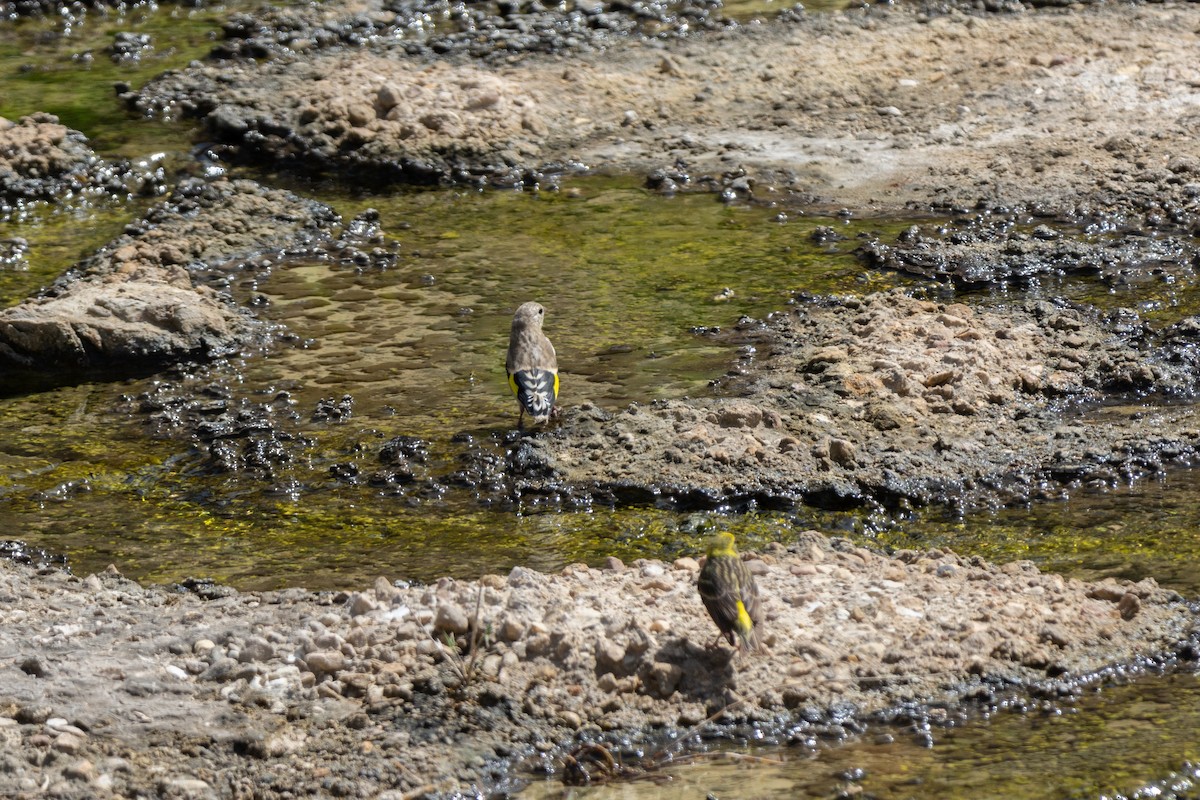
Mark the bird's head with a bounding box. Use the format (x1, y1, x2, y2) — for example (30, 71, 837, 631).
(705, 531, 738, 558)
(512, 301, 546, 330)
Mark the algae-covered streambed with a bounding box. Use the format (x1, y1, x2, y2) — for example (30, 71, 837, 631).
(7, 181, 1200, 597)
(0, 181, 908, 588)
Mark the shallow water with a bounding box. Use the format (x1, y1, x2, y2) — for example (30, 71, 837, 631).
(0, 180, 911, 589)
(520, 671, 1200, 800)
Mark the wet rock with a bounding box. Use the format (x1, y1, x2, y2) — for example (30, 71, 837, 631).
(0, 113, 165, 209)
(0, 178, 341, 387)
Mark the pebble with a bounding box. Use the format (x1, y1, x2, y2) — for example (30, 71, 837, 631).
(828, 438, 857, 465)
(374, 576, 402, 603)
(165, 664, 190, 680)
(1118, 593, 1141, 620)
(639, 563, 665, 578)
(479, 574, 506, 589)
(201, 657, 240, 683)
(746, 559, 770, 576)
(434, 603, 470, 635)
(672, 557, 699, 572)
(163, 777, 214, 797)
(595, 638, 626, 673)
(500, 618, 525, 641)
(15, 705, 53, 724)
(19, 656, 47, 677)
(53, 732, 85, 754)
(349, 592, 378, 617)
(238, 636, 275, 663)
(305, 650, 347, 675)
(63, 759, 94, 781)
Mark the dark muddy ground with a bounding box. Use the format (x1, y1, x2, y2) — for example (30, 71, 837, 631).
(3, 0, 1200, 796)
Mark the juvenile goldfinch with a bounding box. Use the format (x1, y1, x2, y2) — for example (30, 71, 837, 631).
(506, 301, 559, 428)
(697, 532, 763, 652)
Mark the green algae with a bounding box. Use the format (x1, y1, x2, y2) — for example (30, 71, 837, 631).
(0, 177, 908, 589)
(0, 201, 154, 307)
(0, 4, 221, 153)
(520, 672, 1200, 799)
(252, 180, 902, 435)
(866, 472, 1200, 598)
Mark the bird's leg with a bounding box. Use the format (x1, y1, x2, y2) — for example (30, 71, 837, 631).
(517, 407, 525, 431)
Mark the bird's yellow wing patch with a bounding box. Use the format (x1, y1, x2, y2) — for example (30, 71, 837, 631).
(735, 600, 754, 635)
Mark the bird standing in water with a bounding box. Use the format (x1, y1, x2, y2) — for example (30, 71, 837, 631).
(697, 532, 763, 652)
(506, 301, 559, 429)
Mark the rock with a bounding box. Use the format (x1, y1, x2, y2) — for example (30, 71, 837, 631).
(0, 280, 243, 371)
(1118, 593, 1141, 620)
(499, 618, 525, 642)
(237, 636, 274, 663)
(19, 656, 47, 677)
(304, 650, 346, 675)
(348, 592, 378, 617)
(162, 777, 215, 798)
(63, 759, 94, 781)
(716, 402, 763, 428)
(0, 179, 340, 381)
(1040, 626, 1072, 648)
(639, 562, 664, 578)
(643, 662, 682, 698)
(15, 705, 53, 724)
(434, 603, 470, 635)
(828, 438, 857, 466)
(508, 566, 539, 587)
(595, 638, 627, 674)
(53, 732, 85, 754)
(200, 657, 241, 682)
(374, 576, 402, 604)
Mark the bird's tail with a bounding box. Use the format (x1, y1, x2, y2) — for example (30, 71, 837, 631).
(509, 368, 558, 422)
(734, 600, 763, 653)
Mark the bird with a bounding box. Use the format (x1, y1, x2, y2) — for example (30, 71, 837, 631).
(697, 531, 763, 653)
(506, 301, 559, 429)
